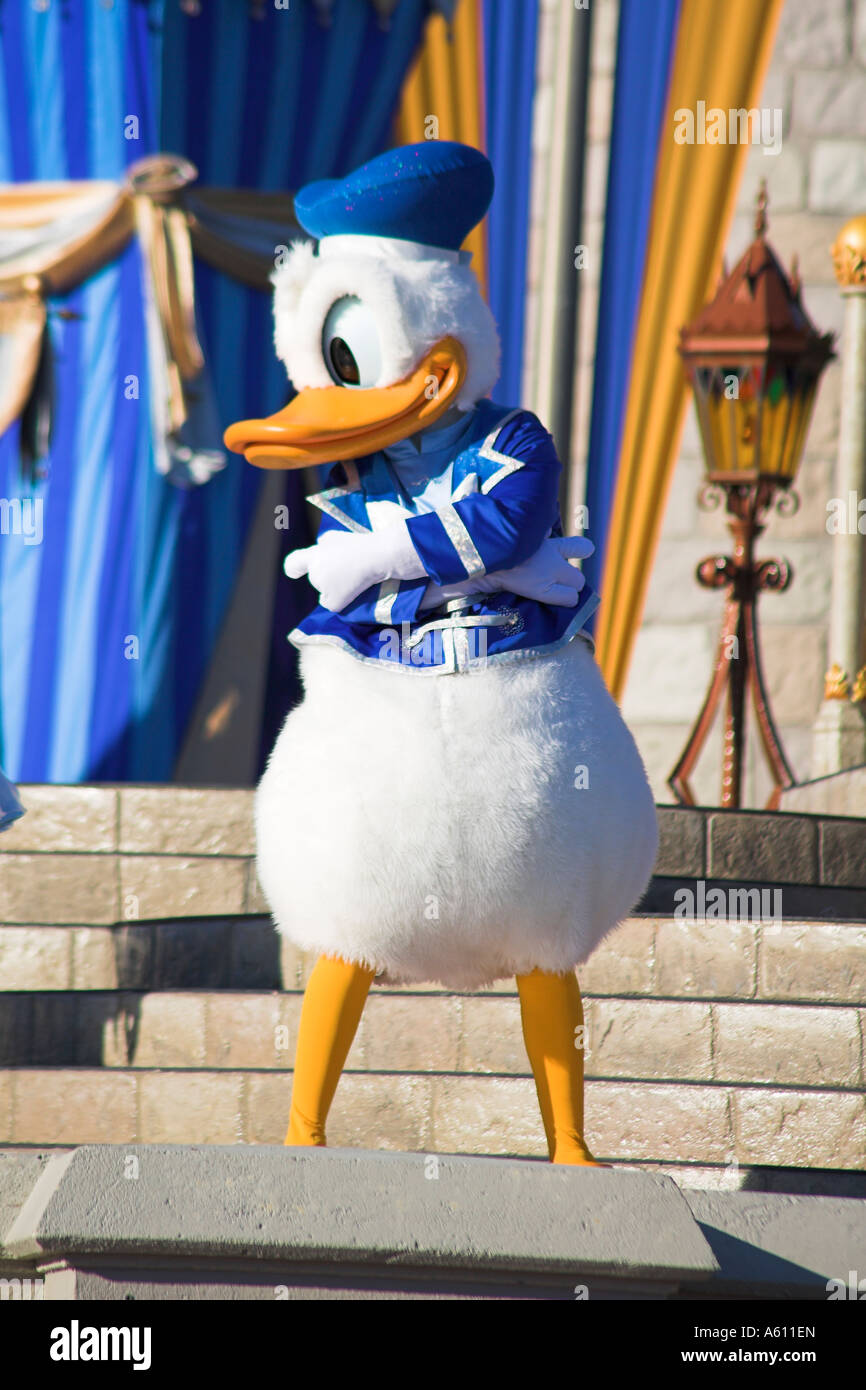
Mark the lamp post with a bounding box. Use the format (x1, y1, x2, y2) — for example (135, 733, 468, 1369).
(808, 215, 866, 779)
(668, 186, 834, 810)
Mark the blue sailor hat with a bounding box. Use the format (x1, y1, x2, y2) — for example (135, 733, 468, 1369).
(294, 141, 494, 252)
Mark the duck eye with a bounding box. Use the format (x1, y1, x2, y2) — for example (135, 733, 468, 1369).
(328, 336, 359, 385)
(322, 296, 382, 389)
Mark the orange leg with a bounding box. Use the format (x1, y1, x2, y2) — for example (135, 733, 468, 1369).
(516, 967, 607, 1166)
(285, 954, 375, 1147)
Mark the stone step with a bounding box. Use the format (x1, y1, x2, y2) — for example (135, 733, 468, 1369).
(6, 1145, 866, 1302)
(1, 988, 863, 1093)
(2, 787, 865, 928)
(0, 1064, 863, 1170)
(1, 914, 865, 1004)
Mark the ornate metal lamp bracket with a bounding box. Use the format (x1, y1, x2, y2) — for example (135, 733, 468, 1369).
(669, 481, 796, 810)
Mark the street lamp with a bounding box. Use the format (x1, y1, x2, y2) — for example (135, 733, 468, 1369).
(668, 185, 835, 809)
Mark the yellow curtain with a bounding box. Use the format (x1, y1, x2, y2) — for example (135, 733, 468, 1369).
(0, 290, 46, 437)
(0, 159, 294, 443)
(393, 0, 488, 296)
(0, 182, 135, 437)
(595, 0, 785, 699)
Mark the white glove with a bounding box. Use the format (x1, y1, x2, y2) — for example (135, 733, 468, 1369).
(284, 522, 426, 613)
(421, 535, 594, 609)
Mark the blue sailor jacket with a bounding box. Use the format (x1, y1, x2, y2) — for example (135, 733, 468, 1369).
(289, 399, 598, 674)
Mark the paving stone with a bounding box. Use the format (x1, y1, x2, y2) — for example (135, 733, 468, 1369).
(153, 919, 233, 990)
(120, 993, 208, 1069)
(584, 998, 713, 1081)
(708, 812, 818, 884)
(329, 1074, 433, 1152)
(580, 919, 655, 996)
(204, 993, 301, 1070)
(11, 1071, 137, 1145)
(31, 992, 122, 1067)
(431, 1076, 546, 1158)
(589, 1081, 733, 1164)
(759, 921, 866, 1004)
(229, 917, 281, 990)
(362, 994, 461, 1072)
(733, 1088, 865, 1169)
(654, 919, 758, 999)
(654, 808, 706, 877)
(461, 996, 526, 1074)
(0, 927, 71, 990)
(0, 855, 118, 926)
(819, 819, 866, 887)
(69, 927, 118, 991)
(245, 1072, 292, 1145)
(0, 996, 32, 1067)
(120, 788, 255, 856)
(112, 924, 156, 991)
(244, 1067, 294, 1145)
(119, 856, 246, 921)
(138, 1072, 244, 1145)
(713, 1002, 862, 1087)
(0, 787, 117, 853)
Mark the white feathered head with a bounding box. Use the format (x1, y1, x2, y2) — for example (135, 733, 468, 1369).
(273, 233, 500, 410)
(224, 140, 501, 468)
(224, 234, 500, 469)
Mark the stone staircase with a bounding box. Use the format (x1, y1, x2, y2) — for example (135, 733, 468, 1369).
(0, 787, 864, 1185)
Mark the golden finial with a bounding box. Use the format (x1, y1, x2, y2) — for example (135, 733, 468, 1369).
(852, 667, 866, 703)
(755, 181, 768, 238)
(824, 663, 850, 700)
(830, 214, 866, 289)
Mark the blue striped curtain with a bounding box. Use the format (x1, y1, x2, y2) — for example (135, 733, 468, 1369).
(0, 0, 438, 782)
(581, 0, 680, 606)
(482, 0, 538, 409)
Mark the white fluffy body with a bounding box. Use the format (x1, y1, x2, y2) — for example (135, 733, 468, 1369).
(272, 238, 500, 409)
(256, 638, 659, 991)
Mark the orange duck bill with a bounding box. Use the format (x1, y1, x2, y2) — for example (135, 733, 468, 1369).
(223, 337, 467, 468)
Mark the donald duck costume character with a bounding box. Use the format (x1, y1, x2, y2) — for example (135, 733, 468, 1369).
(226, 143, 658, 1165)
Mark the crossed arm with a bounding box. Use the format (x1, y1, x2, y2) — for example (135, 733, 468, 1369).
(285, 522, 593, 614)
(285, 429, 593, 615)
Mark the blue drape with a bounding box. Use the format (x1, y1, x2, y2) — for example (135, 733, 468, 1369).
(0, 0, 438, 782)
(582, 0, 680, 607)
(482, 0, 538, 410)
